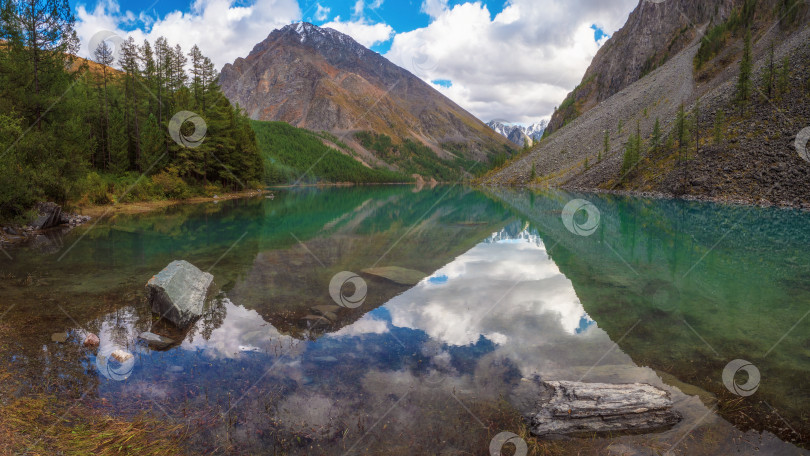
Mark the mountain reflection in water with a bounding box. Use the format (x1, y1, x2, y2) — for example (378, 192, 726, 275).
(0, 187, 808, 455)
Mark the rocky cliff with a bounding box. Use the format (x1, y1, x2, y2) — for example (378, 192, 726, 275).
(547, 0, 742, 134)
(485, 0, 810, 208)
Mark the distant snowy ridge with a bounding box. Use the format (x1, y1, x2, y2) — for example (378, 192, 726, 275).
(486, 120, 547, 147)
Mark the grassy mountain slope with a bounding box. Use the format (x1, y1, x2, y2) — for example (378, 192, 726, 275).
(252, 121, 413, 185)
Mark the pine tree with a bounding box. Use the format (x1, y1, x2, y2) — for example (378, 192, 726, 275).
(200, 56, 217, 113)
(693, 100, 700, 158)
(140, 40, 157, 117)
(93, 41, 114, 168)
(676, 104, 688, 158)
(172, 44, 187, 92)
(120, 37, 142, 171)
(735, 30, 753, 112)
(620, 123, 642, 177)
(635, 120, 642, 166)
(650, 118, 661, 154)
(713, 109, 726, 144)
(760, 41, 775, 99)
(154, 37, 170, 127)
(188, 44, 204, 105)
(15, 0, 79, 122)
(602, 129, 609, 161)
(777, 56, 790, 96)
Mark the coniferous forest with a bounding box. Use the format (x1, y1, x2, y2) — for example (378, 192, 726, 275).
(0, 0, 263, 222)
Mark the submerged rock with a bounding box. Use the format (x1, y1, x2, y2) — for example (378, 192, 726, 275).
(110, 349, 133, 363)
(515, 379, 681, 437)
(146, 260, 213, 329)
(139, 331, 175, 349)
(51, 332, 68, 343)
(361, 266, 426, 286)
(83, 333, 100, 348)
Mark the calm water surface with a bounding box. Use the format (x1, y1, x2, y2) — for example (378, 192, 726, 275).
(1, 186, 809, 455)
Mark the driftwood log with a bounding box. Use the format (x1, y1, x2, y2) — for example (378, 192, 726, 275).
(513, 379, 682, 437)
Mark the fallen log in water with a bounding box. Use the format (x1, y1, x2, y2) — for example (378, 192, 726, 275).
(513, 379, 682, 437)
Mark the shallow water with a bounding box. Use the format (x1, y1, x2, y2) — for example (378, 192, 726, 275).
(1, 186, 809, 455)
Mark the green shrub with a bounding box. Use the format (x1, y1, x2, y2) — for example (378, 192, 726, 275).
(79, 172, 112, 205)
(203, 183, 224, 197)
(152, 171, 191, 199)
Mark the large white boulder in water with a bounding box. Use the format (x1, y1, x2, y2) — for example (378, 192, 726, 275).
(146, 260, 213, 329)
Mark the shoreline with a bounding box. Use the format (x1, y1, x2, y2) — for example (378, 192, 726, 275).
(3, 184, 806, 247)
(75, 188, 269, 218)
(0, 189, 269, 245)
(557, 185, 810, 211)
(481, 182, 810, 211)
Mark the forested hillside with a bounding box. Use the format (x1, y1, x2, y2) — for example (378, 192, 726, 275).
(252, 121, 412, 185)
(0, 0, 263, 222)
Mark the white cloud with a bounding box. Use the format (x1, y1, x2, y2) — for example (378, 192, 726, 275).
(353, 0, 364, 17)
(321, 17, 394, 48)
(328, 314, 389, 338)
(421, 0, 448, 19)
(314, 3, 331, 21)
(75, 0, 639, 125)
(76, 0, 302, 69)
(386, 0, 638, 124)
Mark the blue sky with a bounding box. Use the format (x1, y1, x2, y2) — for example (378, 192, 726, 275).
(71, 0, 514, 53)
(71, 0, 634, 123)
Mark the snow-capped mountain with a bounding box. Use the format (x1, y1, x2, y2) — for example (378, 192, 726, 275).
(486, 120, 547, 147)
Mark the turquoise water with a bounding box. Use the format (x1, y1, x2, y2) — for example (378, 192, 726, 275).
(0, 186, 809, 455)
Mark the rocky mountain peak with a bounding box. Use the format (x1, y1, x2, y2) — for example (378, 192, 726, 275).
(258, 22, 372, 62)
(219, 21, 512, 169)
(487, 120, 547, 147)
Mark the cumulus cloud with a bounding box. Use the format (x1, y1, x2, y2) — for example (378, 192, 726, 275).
(75, 0, 302, 69)
(314, 3, 331, 21)
(421, 0, 449, 19)
(321, 17, 395, 48)
(75, 0, 639, 124)
(385, 0, 638, 124)
(328, 314, 389, 338)
(353, 0, 364, 17)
